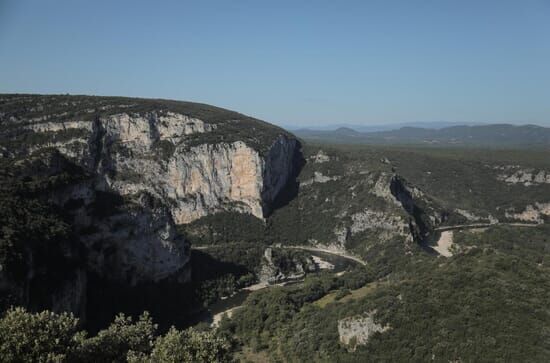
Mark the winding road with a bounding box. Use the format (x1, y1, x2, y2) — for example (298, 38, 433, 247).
(432, 222, 540, 257)
(192, 244, 367, 265)
(279, 245, 367, 266)
(200, 222, 543, 326)
(434, 222, 539, 232)
(194, 222, 541, 264)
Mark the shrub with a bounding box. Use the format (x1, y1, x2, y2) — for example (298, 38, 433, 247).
(128, 327, 231, 363)
(0, 308, 232, 363)
(78, 312, 156, 362)
(0, 307, 83, 362)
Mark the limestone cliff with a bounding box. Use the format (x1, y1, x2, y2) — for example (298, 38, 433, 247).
(17, 110, 298, 224)
(0, 94, 300, 317)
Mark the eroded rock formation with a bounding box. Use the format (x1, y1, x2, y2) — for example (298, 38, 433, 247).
(22, 111, 298, 224)
(0, 95, 300, 319)
(338, 310, 390, 351)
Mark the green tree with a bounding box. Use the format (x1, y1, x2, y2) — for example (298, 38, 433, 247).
(0, 307, 83, 363)
(128, 327, 231, 363)
(0, 308, 232, 362)
(78, 312, 156, 363)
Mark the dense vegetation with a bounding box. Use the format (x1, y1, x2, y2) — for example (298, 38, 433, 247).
(2, 95, 550, 361)
(180, 145, 415, 261)
(181, 143, 550, 263)
(381, 145, 550, 217)
(0, 149, 88, 312)
(190, 243, 316, 306)
(0, 307, 231, 363)
(221, 225, 550, 362)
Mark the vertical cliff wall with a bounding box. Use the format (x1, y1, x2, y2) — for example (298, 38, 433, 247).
(84, 111, 299, 224)
(2, 98, 300, 286)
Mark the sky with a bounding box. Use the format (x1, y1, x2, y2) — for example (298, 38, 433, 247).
(1, 0, 549, 127)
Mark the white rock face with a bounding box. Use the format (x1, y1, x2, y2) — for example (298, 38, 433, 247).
(505, 202, 550, 223)
(25, 111, 297, 224)
(163, 141, 265, 223)
(102, 112, 215, 148)
(310, 150, 330, 163)
(497, 167, 550, 186)
(302, 171, 340, 186)
(338, 311, 390, 351)
(455, 209, 499, 224)
(100, 113, 296, 223)
(372, 173, 400, 204)
(18, 111, 298, 283)
(25, 120, 94, 133)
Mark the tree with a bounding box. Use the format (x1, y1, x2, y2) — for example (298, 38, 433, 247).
(78, 312, 156, 363)
(0, 307, 83, 362)
(128, 327, 231, 363)
(0, 308, 232, 362)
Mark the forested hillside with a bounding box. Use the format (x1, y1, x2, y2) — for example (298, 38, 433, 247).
(1, 95, 550, 362)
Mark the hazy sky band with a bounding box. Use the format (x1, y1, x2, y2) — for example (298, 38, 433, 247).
(0, 0, 549, 127)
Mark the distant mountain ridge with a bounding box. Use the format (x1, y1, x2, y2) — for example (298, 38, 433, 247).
(289, 121, 486, 132)
(294, 123, 550, 149)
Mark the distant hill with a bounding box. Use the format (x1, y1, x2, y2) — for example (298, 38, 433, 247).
(294, 124, 550, 149)
(289, 121, 485, 132)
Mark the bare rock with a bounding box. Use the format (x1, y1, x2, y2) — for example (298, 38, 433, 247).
(338, 310, 390, 351)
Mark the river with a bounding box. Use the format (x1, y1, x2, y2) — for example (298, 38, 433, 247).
(190, 250, 361, 327)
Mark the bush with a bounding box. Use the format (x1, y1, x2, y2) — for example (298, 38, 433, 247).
(78, 312, 156, 363)
(334, 288, 351, 300)
(0, 307, 83, 362)
(0, 308, 232, 363)
(128, 327, 231, 363)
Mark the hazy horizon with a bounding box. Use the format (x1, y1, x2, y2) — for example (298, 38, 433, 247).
(1, 91, 549, 129)
(1, 0, 549, 127)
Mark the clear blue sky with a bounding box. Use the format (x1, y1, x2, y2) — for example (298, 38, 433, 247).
(1, 0, 549, 127)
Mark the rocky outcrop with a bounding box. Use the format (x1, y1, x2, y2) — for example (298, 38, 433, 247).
(349, 209, 408, 235)
(333, 207, 409, 247)
(309, 150, 330, 163)
(258, 247, 317, 284)
(0, 148, 191, 325)
(496, 166, 550, 186)
(1, 96, 300, 320)
(454, 209, 499, 224)
(159, 141, 266, 223)
(302, 171, 341, 186)
(78, 191, 190, 284)
(338, 310, 390, 351)
(21, 110, 298, 283)
(19, 111, 299, 224)
(35, 151, 191, 286)
(390, 175, 440, 242)
(505, 203, 550, 224)
(261, 135, 300, 213)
